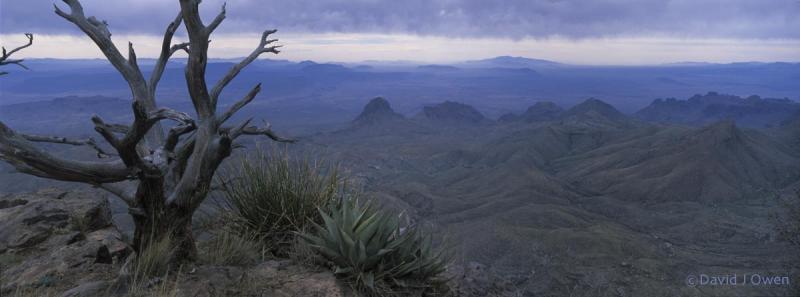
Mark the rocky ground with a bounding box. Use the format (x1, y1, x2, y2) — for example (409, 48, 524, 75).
(0, 189, 350, 297)
(0, 188, 515, 297)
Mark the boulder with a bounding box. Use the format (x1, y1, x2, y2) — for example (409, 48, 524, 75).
(0, 188, 112, 252)
(0, 189, 127, 294)
(1, 227, 128, 292)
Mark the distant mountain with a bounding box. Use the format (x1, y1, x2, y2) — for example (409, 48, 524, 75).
(635, 92, 800, 128)
(352, 97, 405, 126)
(307, 92, 798, 296)
(554, 120, 800, 203)
(489, 103, 644, 168)
(414, 101, 487, 124)
(459, 56, 562, 69)
(416, 65, 460, 72)
(498, 101, 563, 123)
(560, 98, 631, 127)
(299, 61, 352, 73)
(0, 95, 131, 135)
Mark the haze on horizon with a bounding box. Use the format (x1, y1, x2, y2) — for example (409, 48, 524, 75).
(1, 0, 799, 65)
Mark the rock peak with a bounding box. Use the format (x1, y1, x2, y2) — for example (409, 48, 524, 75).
(353, 97, 404, 125)
(563, 98, 626, 121)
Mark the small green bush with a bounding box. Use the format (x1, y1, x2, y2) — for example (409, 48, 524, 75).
(218, 149, 343, 254)
(300, 199, 449, 295)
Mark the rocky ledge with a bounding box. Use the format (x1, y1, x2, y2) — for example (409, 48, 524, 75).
(0, 189, 347, 297)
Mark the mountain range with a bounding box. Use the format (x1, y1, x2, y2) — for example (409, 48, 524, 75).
(301, 96, 799, 296)
(636, 91, 800, 128)
(2, 56, 799, 295)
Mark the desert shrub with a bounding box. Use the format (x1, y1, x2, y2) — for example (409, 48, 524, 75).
(300, 198, 449, 296)
(127, 269, 180, 297)
(218, 149, 343, 254)
(199, 227, 263, 266)
(287, 235, 320, 267)
(129, 234, 174, 283)
(124, 233, 183, 297)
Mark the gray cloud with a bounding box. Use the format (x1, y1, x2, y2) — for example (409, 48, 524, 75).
(1, 0, 798, 39)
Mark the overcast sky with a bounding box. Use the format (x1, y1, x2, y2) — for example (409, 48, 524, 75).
(1, 0, 799, 64)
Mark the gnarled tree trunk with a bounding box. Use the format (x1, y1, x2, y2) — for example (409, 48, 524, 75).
(0, 0, 294, 264)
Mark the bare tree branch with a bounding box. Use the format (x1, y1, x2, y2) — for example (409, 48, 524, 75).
(179, 0, 214, 118)
(93, 183, 135, 206)
(149, 12, 184, 99)
(0, 122, 132, 183)
(91, 115, 122, 148)
(127, 42, 142, 76)
(209, 30, 280, 107)
(227, 118, 253, 139)
(164, 124, 196, 152)
(227, 120, 296, 143)
(54, 0, 147, 98)
(20, 133, 115, 158)
(106, 123, 131, 134)
(0, 33, 34, 75)
(207, 3, 226, 34)
(117, 102, 193, 166)
(1, 0, 296, 262)
(217, 83, 261, 125)
(53, 0, 171, 147)
(0, 33, 33, 61)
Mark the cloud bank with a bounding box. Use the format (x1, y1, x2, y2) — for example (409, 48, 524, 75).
(1, 0, 798, 39)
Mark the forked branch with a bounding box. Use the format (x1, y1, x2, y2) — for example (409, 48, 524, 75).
(207, 3, 226, 34)
(150, 13, 187, 98)
(20, 133, 115, 158)
(0, 33, 34, 75)
(217, 83, 261, 125)
(94, 183, 135, 206)
(0, 122, 132, 183)
(210, 30, 280, 106)
(227, 119, 295, 143)
(54, 0, 147, 96)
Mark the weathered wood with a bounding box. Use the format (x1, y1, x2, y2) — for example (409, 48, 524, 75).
(0, 122, 133, 183)
(0, 0, 295, 264)
(0, 33, 33, 75)
(19, 133, 114, 158)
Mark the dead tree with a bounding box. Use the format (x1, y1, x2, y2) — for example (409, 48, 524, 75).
(0, 0, 293, 262)
(0, 33, 33, 75)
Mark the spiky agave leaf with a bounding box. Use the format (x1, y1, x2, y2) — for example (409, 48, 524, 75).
(299, 197, 450, 295)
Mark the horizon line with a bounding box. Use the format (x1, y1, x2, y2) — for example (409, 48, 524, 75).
(15, 56, 800, 67)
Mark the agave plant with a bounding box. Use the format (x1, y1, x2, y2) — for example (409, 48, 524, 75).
(300, 198, 449, 294)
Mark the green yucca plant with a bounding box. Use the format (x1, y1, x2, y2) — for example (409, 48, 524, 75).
(219, 149, 343, 254)
(300, 199, 449, 295)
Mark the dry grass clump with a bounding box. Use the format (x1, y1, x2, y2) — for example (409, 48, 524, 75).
(218, 149, 344, 255)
